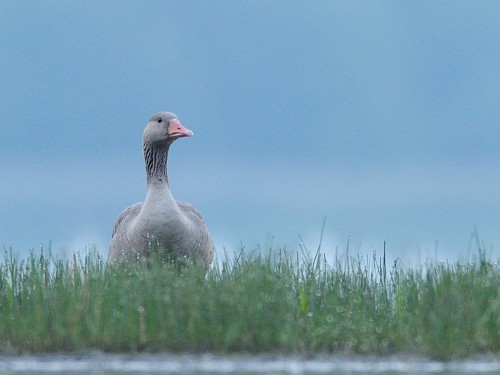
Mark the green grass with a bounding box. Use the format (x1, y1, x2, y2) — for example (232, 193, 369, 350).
(0, 244, 498, 360)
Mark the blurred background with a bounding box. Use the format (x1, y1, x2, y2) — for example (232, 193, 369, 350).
(2, 1, 500, 265)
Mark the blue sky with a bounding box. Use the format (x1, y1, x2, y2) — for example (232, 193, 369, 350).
(2, 2, 500, 264)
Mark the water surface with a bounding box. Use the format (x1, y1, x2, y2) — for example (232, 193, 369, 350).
(0, 353, 499, 374)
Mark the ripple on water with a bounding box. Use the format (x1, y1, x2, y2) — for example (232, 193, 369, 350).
(0, 353, 500, 374)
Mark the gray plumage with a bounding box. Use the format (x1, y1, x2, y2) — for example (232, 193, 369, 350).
(108, 112, 214, 267)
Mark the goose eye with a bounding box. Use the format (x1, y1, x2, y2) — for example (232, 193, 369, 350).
(157, 118, 163, 123)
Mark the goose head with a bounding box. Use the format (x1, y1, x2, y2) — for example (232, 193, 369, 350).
(143, 112, 193, 145)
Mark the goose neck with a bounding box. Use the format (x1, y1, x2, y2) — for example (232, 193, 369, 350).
(144, 141, 171, 186)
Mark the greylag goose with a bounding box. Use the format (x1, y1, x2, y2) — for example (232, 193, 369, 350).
(108, 112, 214, 268)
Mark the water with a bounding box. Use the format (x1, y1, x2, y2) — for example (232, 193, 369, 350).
(0, 353, 499, 375)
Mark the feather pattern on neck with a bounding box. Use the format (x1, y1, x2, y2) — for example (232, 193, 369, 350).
(144, 140, 170, 186)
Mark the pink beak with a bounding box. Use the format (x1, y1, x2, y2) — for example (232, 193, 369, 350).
(168, 119, 194, 139)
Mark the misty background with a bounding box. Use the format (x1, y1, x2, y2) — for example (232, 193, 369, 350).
(2, 2, 500, 265)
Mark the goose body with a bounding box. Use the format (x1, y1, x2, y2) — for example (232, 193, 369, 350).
(108, 112, 214, 267)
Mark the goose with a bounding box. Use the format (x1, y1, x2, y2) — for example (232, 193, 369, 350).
(108, 112, 214, 268)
